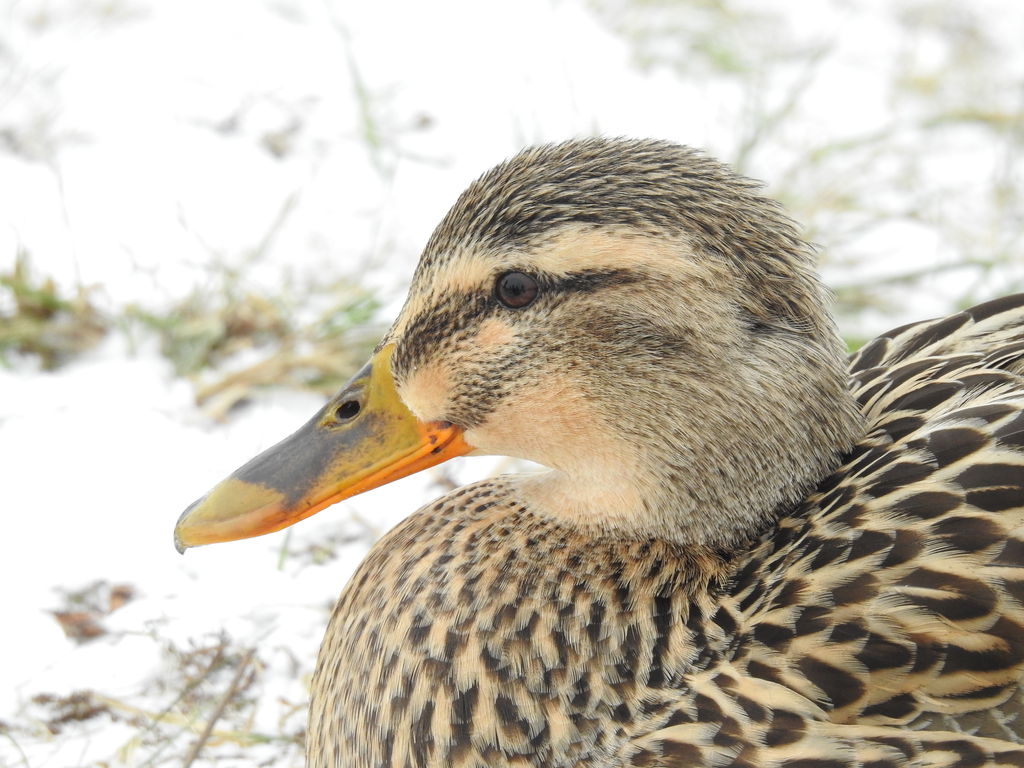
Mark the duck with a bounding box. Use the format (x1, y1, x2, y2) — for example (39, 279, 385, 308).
(174, 137, 1024, 767)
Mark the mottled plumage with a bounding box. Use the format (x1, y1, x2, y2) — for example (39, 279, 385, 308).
(179, 138, 1024, 767)
(310, 294, 1024, 767)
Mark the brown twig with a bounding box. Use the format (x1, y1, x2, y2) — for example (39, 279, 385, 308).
(136, 638, 227, 768)
(181, 647, 257, 768)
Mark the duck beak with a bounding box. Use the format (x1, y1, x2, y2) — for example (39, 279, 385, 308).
(173, 344, 471, 552)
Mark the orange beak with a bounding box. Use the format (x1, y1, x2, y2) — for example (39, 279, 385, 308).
(173, 344, 471, 552)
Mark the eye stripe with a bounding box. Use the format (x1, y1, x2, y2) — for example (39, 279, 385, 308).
(394, 267, 643, 378)
(548, 268, 642, 295)
(491, 267, 641, 298)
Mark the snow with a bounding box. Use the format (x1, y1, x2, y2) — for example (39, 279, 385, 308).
(2, 0, 1023, 764)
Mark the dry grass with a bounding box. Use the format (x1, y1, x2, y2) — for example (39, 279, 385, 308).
(1, 253, 383, 421)
(7, 627, 306, 767)
(128, 274, 383, 420)
(0, 251, 107, 369)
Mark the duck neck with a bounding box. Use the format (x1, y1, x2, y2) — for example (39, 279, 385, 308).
(517, 466, 677, 543)
(519, 339, 863, 551)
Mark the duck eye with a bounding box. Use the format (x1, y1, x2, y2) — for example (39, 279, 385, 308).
(495, 272, 539, 309)
(335, 400, 361, 421)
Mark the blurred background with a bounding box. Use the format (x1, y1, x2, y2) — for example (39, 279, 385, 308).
(1, 0, 1022, 764)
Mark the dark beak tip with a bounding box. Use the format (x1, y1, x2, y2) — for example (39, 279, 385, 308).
(173, 495, 207, 555)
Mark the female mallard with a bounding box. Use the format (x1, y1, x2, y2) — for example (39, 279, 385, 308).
(175, 138, 1024, 767)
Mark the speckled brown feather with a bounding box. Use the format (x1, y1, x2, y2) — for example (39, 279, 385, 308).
(306, 140, 1024, 767)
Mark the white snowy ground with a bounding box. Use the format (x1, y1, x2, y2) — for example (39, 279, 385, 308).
(2, 1, 1023, 765)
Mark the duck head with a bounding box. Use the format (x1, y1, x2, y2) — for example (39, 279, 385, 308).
(175, 138, 863, 552)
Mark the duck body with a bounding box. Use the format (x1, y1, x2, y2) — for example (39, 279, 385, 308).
(309, 294, 1024, 767)
(175, 139, 1024, 767)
